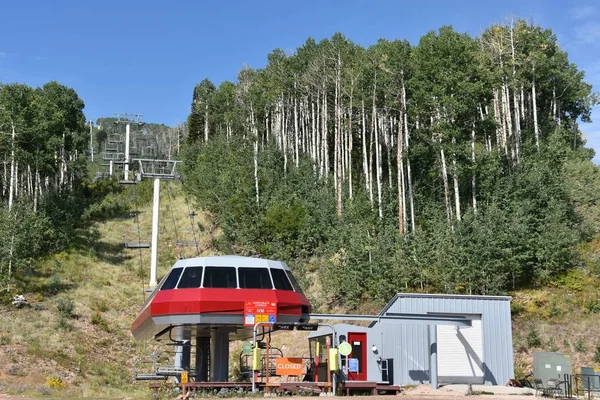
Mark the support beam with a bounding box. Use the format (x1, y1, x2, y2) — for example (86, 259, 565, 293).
(174, 332, 190, 384)
(195, 336, 210, 382)
(210, 329, 230, 382)
(149, 178, 160, 286)
(309, 313, 472, 326)
(124, 123, 131, 181)
(429, 324, 438, 389)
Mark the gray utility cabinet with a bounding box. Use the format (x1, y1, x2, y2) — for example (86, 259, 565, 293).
(580, 367, 600, 393)
(533, 352, 572, 387)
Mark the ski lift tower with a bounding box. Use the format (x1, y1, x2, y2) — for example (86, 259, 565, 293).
(114, 112, 144, 183)
(132, 158, 182, 287)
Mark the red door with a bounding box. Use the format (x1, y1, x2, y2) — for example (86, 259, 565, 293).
(347, 332, 367, 381)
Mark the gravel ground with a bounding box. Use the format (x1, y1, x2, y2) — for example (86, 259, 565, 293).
(0, 384, 541, 399)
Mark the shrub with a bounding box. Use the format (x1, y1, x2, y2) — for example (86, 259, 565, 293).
(91, 299, 108, 312)
(595, 344, 600, 364)
(584, 297, 600, 314)
(91, 312, 110, 332)
(45, 376, 65, 389)
(56, 297, 75, 318)
(546, 337, 558, 352)
(526, 327, 542, 348)
(0, 334, 11, 345)
(575, 339, 586, 352)
(46, 275, 62, 295)
(57, 317, 74, 331)
(511, 302, 525, 317)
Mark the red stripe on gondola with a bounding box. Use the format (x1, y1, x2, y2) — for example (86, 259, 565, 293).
(131, 288, 310, 339)
(150, 288, 308, 315)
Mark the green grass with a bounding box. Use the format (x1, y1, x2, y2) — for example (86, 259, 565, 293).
(0, 181, 216, 398)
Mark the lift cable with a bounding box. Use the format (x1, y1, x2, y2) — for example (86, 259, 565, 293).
(133, 191, 146, 304)
(165, 183, 183, 259)
(182, 190, 200, 257)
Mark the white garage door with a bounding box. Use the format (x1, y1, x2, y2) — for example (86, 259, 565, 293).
(437, 316, 484, 384)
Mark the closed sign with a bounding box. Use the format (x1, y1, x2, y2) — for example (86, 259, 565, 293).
(275, 357, 303, 376)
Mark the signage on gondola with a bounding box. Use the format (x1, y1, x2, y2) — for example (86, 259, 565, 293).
(244, 300, 277, 326)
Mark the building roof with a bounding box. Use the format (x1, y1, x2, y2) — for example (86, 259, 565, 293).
(172, 255, 290, 269)
(368, 292, 512, 328)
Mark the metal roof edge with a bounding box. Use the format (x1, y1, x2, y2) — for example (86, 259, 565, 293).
(368, 293, 512, 328)
(391, 293, 512, 301)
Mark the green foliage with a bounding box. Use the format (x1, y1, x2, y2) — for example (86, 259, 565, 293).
(180, 23, 599, 309)
(56, 297, 75, 319)
(511, 302, 525, 318)
(526, 326, 542, 348)
(595, 344, 600, 364)
(46, 275, 63, 295)
(575, 339, 586, 352)
(546, 337, 559, 352)
(91, 312, 110, 332)
(57, 317, 74, 331)
(584, 296, 600, 314)
(91, 298, 109, 312)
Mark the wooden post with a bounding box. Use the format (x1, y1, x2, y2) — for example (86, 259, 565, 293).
(315, 341, 320, 383)
(266, 338, 270, 393)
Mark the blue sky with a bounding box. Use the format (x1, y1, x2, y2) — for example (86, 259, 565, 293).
(1, 0, 599, 160)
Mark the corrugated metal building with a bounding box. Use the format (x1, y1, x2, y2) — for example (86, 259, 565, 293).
(308, 293, 514, 387)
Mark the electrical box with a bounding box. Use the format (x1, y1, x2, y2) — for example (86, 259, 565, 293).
(581, 367, 600, 393)
(252, 347, 261, 371)
(533, 352, 572, 387)
(329, 348, 339, 371)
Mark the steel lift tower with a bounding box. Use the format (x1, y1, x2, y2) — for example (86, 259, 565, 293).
(113, 113, 144, 182)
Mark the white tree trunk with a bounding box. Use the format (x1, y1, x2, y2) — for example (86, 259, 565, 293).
(513, 90, 522, 162)
(322, 85, 329, 180)
(361, 101, 370, 197)
(374, 109, 383, 219)
(335, 61, 342, 219)
(294, 93, 299, 168)
(8, 123, 16, 211)
(397, 110, 405, 235)
(452, 137, 461, 222)
(403, 80, 415, 233)
(311, 100, 317, 175)
(348, 90, 354, 199)
(532, 67, 540, 150)
(60, 131, 66, 187)
(440, 141, 452, 225)
(34, 169, 39, 212)
(471, 123, 477, 214)
(204, 102, 209, 142)
(502, 84, 514, 160)
(3, 159, 7, 197)
(492, 89, 502, 152)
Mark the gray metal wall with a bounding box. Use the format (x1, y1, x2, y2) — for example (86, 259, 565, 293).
(308, 323, 384, 384)
(372, 293, 514, 386)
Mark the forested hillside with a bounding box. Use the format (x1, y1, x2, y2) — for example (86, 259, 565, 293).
(182, 20, 600, 310)
(0, 81, 106, 296)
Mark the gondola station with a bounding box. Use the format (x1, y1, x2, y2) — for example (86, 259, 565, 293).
(131, 256, 514, 395)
